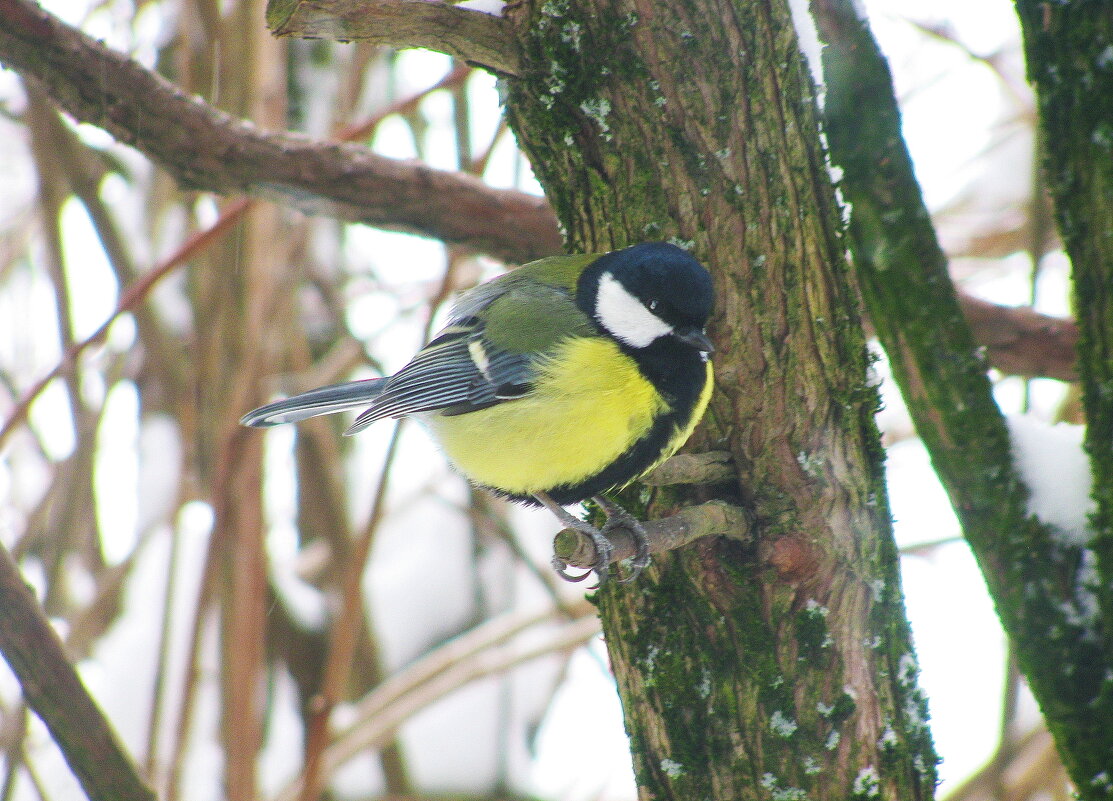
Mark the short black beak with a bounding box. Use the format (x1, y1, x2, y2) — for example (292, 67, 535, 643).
(674, 328, 715, 353)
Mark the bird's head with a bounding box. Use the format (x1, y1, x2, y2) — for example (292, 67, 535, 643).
(578, 242, 715, 354)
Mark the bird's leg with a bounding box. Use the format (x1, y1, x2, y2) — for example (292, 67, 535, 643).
(534, 492, 613, 586)
(593, 495, 651, 582)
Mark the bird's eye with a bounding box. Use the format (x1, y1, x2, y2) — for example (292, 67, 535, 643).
(648, 299, 659, 312)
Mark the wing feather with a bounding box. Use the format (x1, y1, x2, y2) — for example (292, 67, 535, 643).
(240, 378, 389, 427)
(345, 321, 539, 434)
(344, 278, 591, 435)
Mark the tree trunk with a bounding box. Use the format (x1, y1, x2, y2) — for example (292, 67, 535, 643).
(502, 1, 937, 797)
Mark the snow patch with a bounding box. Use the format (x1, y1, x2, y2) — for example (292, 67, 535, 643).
(1006, 414, 1093, 545)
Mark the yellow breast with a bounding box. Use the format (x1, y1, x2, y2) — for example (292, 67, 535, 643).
(429, 337, 666, 496)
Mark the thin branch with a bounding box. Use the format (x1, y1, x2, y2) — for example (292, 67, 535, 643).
(335, 62, 472, 142)
(0, 0, 557, 262)
(276, 604, 598, 801)
(143, 486, 189, 781)
(0, 543, 156, 801)
(957, 294, 1076, 381)
(0, 198, 251, 453)
(299, 257, 465, 800)
(552, 501, 751, 571)
(164, 525, 219, 801)
(298, 423, 404, 801)
(267, 0, 521, 76)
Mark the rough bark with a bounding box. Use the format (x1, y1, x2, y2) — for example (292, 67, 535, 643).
(501, 0, 937, 797)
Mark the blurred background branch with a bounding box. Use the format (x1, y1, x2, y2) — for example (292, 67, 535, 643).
(0, 0, 557, 262)
(0, 543, 155, 801)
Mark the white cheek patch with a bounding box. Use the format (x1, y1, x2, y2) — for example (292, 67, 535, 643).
(595, 272, 673, 348)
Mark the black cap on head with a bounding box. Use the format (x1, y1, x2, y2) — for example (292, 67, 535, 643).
(578, 242, 714, 332)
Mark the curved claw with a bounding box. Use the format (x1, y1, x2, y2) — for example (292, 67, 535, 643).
(585, 529, 613, 586)
(551, 555, 596, 583)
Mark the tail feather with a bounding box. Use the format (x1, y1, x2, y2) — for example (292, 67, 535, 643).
(240, 378, 389, 427)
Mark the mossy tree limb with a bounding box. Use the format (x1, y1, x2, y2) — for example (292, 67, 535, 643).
(815, 0, 1113, 791)
(1014, 0, 1113, 664)
(501, 0, 937, 797)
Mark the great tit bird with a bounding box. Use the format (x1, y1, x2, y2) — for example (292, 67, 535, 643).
(241, 242, 715, 583)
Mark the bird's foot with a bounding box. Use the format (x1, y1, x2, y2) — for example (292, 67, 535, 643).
(550, 524, 614, 587)
(535, 492, 615, 586)
(594, 496, 650, 583)
(536, 493, 651, 586)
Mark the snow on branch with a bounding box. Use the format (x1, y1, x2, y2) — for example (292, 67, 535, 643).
(1007, 414, 1094, 546)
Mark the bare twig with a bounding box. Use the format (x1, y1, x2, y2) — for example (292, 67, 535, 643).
(267, 0, 521, 76)
(298, 423, 404, 801)
(958, 294, 1076, 381)
(298, 255, 466, 800)
(164, 527, 219, 801)
(552, 501, 751, 571)
(276, 603, 598, 801)
(336, 62, 473, 142)
(0, 198, 251, 452)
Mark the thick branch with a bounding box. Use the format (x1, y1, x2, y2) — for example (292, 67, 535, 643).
(0, 0, 556, 263)
(640, 450, 736, 486)
(504, 0, 951, 788)
(267, 0, 521, 76)
(1015, 0, 1113, 672)
(0, 543, 155, 801)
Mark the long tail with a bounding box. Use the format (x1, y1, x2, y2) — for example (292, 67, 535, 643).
(240, 378, 389, 427)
